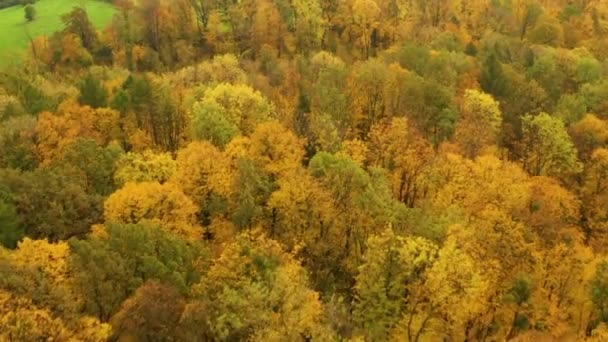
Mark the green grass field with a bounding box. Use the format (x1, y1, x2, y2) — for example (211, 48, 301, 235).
(0, 0, 116, 67)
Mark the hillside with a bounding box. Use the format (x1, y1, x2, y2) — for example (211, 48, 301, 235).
(0, 0, 115, 66)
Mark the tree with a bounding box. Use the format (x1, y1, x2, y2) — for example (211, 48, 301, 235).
(191, 83, 274, 147)
(0, 289, 110, 342)
(521, 112, 582, 177)
(69, 223, 206, 321)
(525, 176, 581, 246)
(367, 117, 434, 207)
(518, 2, 543, 40)
(24, 4, 35, 21)
(292, 0, 325, 53)
(480, 52, 507, 97)
(78, 73, 108, 108)
(34, 101, 121, 165)
(591, 261, 608, 324)
(62, 7, 98, 51)
(353, 228, 438, 341)
(0, 115, 37, 171)
(341, 0, 382, 58)
(0, 199, 22, 249)
(51, 138, 123, 196)
(171, 141, 230, 225)
(114, 150, 176, 186)
(110, 281, 185, 341)
(104, 181, 201, 239)
(570, 114, 608, 160)
(192, 229, 332, 341)
(307, 151, 402, 291)
(454, 89, 502, 158)
(527, 14, 564, 47)
(0, 167, 103, 241)
(346, 58, 388, 136)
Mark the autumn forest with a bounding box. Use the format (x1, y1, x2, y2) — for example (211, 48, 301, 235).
(1, 0, 608, 340)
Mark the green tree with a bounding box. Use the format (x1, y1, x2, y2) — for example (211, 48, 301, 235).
(69, 223, 206, 321)
(527, 14, 564, 47)
(191, 83, 274, 147)
(0, 167, 103, 241)
(591, 261, 608, 324)
(353, 228, 438, 340)
(192, 230, 332, 341)
(480, 52, 507, 97)
(24, 4, 35, 21)
(0, 199, 22, 249)
(78, 73, 108, 109)
(51, 138, 123, 196)
(521, 113, 582, 177)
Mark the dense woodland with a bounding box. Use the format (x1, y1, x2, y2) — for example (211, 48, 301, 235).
(3, 0, 608, 340)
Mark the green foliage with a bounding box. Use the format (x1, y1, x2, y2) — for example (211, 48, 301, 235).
(0, 74, 54, 114)
(61, 6, 98, 51)
(0, 167, 103, 241)
(528, 15, 564, 47)
(51, 138, 123, 195)
(193, 230, 330, 341)
(353, 228, 438, 340)
(0, 0, 115, 67)
(521, 112, 582, 177)
(69, 223, 207, 321)
(591, 261, 608, 323)
(0, 199, 22, 248)
(191, 83, 274, 147)
(78, 73, 107, 108)
(480, 52, 507, 97)
(23, 4, 34, 21)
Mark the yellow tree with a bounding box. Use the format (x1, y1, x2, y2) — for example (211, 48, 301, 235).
(35, 101, 121, 165)
(346, 59, 388, 136)
(0, 239, 111, 340)
(353, 227, 438, 341)
(570, 114, 608, 160)
(252, 0, 283, 55)
(247, 121, 305, 178)
(266, 167, 333, 247)
(114, 150, 177, 186)
(340, 0, 381, 58)
(531, 242, 595, 338)
(172, 140, 231, 205)
(292, 0, 326, 53)
(104, 182, 201, 240)
(422, 237, 493, 341)
(453, 89, 502, 158)
(367, 117, 434, 207)
(524, 176, 581, 247)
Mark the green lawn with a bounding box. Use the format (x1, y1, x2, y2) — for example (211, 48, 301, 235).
(0, 0, 116, 67)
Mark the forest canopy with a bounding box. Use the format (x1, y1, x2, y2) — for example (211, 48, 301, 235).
(2, 0, 608, 340)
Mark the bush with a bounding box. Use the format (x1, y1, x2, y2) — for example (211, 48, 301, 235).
(24, 4, 35, 21)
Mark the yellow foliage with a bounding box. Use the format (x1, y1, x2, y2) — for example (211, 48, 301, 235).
(35, 101, 120, 165)
(104, 182, 201, 240)
(172, 140, 231, 201)
(114, 150, 177, 185)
